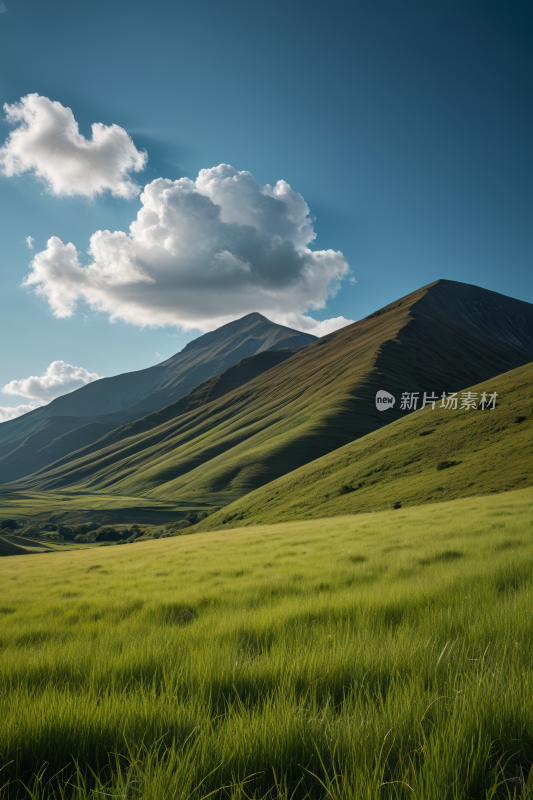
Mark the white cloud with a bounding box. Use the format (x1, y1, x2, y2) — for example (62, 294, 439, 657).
(0, 403, 44, 423)
(3, 360, 103, 402)
(0, 3, 6, 13)
(23, 164, 353, 333)
(284, 314, 354, 337)
(25, 235, 34, 249)
(0, 94, 147, 198)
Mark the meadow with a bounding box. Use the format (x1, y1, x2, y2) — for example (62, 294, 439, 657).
(1, 487, 533, 799)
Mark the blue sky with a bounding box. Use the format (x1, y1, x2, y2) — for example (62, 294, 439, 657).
(0, 0, 532, 418)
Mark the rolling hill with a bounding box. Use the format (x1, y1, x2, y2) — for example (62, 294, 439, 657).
(0, 314, 316, 483)
(10, 279, 533, 514)
(0, 534, 30, 557)
(195, 359, 533, 530)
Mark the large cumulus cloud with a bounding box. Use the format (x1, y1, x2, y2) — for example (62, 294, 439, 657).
(3, 360, 103, 401)
(23, 165, 353, 334)
(0, 94, 147, 198)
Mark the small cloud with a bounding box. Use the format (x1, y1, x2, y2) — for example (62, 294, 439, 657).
(0, 3, 7, 13)
(349, 276, 356, 285)
(0, 93, 147, 198)
(3, 360, 103, 401)
(155, 351, 162, 359)
(0, 402, 44, 423)
(25, 235, 34, 249)
(281, 314, 354, 337)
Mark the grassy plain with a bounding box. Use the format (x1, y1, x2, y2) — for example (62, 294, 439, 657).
(1, 487, 533, 798)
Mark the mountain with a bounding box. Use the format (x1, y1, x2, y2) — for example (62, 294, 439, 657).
(195, 359, 533, 530)
(0, 314, 316, 483)
(11, 280, 533, 511)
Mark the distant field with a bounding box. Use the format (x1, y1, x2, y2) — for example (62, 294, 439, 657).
(1, 487, 533, 798)
(0, 488, 207, 526)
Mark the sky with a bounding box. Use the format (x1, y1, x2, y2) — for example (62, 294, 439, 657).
(0, 0, 532, 420)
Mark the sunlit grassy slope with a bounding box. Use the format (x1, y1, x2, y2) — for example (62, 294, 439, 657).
(1, 488, 533, 798)
(12, 280, 533, 511)
(197, 360, 533, 532)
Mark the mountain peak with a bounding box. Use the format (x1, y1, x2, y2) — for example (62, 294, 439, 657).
(180, 313, 312, 354)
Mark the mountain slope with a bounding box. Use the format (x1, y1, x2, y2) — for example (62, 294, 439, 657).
(195, 359, 533, 530)
(30, 349, 298, 468)
(12, 280, 533, 508)
(0, 314, 316, 483)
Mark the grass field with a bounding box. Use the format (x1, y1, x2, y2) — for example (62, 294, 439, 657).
(1, 487, 533, 798)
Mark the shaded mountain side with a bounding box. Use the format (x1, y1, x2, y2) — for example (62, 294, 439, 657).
(0, 416, 107, 461)
(12, 280, 533, 508)
(0, 419, 115, 485)
(195, 360, 533, 530)
(0, 314, 316, 483)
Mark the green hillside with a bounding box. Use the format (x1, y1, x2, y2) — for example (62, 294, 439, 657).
(11, 280, 533, 515)
(1, 488, 533, 797)
(196, 360, 533, 531)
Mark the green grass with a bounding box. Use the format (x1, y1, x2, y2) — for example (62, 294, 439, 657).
(197, 361, 533, 532)
(1, 487, 533, 798)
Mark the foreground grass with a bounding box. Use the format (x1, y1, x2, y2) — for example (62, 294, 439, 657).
(1, 488, 533, 798)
